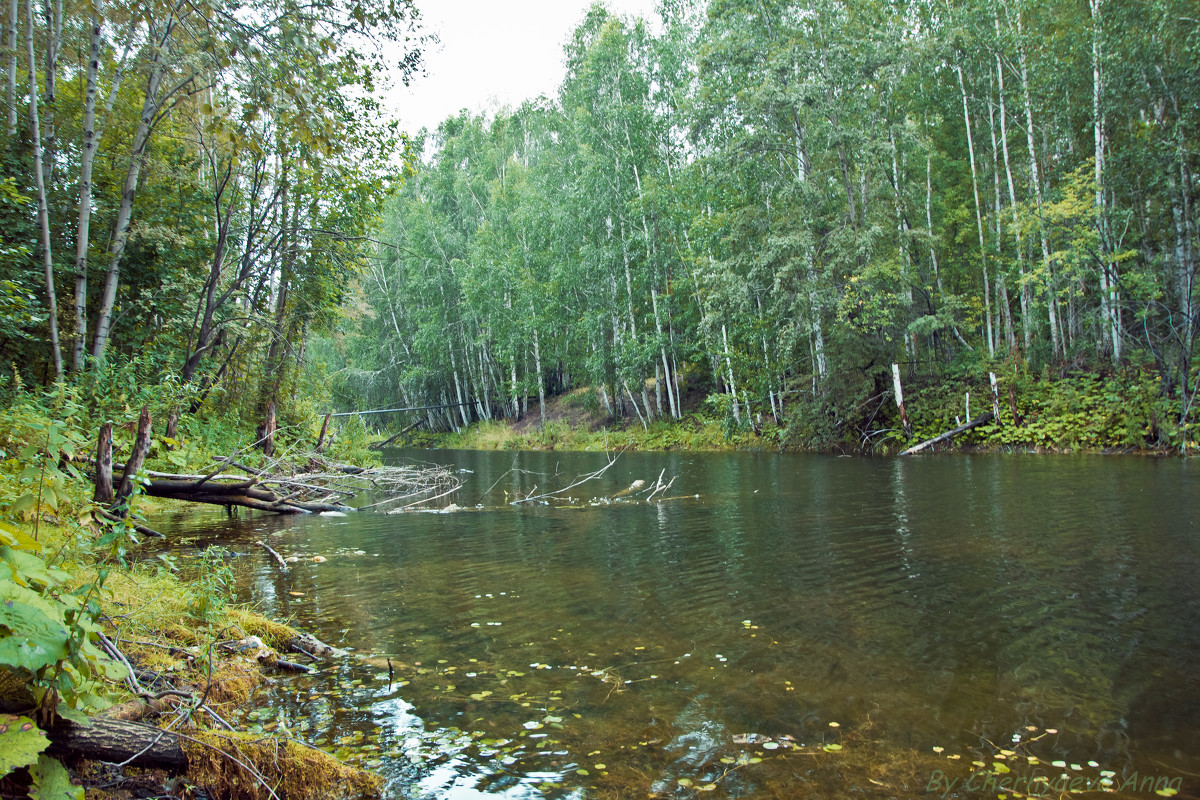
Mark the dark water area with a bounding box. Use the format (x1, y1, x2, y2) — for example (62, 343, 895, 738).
(158, 451, 1200, 799)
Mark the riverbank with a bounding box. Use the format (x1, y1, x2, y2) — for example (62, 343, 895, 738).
(384, 368, 1196, 456)
(1, 508, 386, 800)
(0, 390, 393, 799)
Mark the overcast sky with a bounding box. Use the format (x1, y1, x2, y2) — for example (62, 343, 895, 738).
(387, 0, 661, 135)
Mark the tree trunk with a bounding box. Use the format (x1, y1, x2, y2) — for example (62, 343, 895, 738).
(1013, 8, 1062, 356)
(45, 717, 187, 770)
(955, 62, 994, 358)
(261, 402, 275, 457)
(92, 63, 166, 360)
(117, 405, 152, 502)
(39, 0, 61, 188)
(71, 13, 102, 371)
(94, 422, 113, 503)
(900, 412, 993, 456)
(532, 323, 546, 428)
(25, 0, 62, 379)
(722, 324, 740, 424)
(1091, 0, 1121, 361)
(315, 413, 332, 452)
(5, 0, 15, 135)
(996, 51, 1037, 355)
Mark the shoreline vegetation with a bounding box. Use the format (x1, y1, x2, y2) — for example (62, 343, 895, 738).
(0, 385, 403, 799)
(382, 368, 1197, 457)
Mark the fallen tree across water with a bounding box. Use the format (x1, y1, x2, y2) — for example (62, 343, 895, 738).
(88, 451, 461, 516)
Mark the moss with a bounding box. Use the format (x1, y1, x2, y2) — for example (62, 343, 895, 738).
(184, 730, 383, 800)
(225, 607, 301, 650)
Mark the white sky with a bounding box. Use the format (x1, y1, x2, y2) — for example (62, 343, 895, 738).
(387, 0, 661, 135)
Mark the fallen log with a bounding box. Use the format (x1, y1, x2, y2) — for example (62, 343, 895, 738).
(368, 417, 425, 450)
(144, 479, 352, 514)
(900, 412, 994, 455)
(45, 717, 187, 770)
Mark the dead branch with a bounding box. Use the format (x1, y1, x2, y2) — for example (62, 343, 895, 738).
(509, 450, 623, 505)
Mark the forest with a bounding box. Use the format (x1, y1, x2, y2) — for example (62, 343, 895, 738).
(1, 0, 1198, 449)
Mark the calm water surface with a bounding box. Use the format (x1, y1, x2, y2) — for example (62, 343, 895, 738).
(160, 451, 1200, 799)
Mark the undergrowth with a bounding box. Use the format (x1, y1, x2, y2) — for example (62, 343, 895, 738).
(396, 365, 1198, 456)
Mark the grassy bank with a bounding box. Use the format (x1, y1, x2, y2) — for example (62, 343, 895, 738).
(391, 368, 1197, 456)
(0, 388, 387, 799)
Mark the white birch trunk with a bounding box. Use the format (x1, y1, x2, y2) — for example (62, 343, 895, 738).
(996, 51, 1036, 354)
(651, 287, 678, 419)
(955, 62, 995, 357)
(532, 323, 545, 428)
(1091, 0, 1121, 360)
(5, 0, 15, 134)
(26, 0, 61, 378)
(722, 324, 741, 424)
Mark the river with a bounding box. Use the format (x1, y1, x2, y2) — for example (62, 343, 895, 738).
(159, 450, 1200, 799)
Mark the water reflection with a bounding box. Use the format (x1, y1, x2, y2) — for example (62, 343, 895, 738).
(159, 452, 1200, 798)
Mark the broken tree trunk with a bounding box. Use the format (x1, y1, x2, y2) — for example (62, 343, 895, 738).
(892, 363, 912, 438)
(261, 401, 276, 457)
(315, 413, 332, 452)
(900, 412, 994, 456)
(116, 405, 151, 503)
(94, 421, 113, 503)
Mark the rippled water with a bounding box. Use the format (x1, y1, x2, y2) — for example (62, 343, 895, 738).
(159, 451, 1200, 799)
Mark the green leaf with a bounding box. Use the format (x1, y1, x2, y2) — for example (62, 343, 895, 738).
(0, 546, 71, 588)
(0, 521, 41, 552)
(0, 581, 72, 672)
(29, 753, 82, 800)
(10, 494, 39, 517)
(0, 714, 50, 774)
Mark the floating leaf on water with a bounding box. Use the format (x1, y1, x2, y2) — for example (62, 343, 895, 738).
(822, 744, 842, 753)
(697, 785, 717, 792)
(828, 721, 840, 728)
(522, 721, 543, 730)
(576, 769, 589, 776)
(677, 778, 693, 787)
(762, 742, 779, 750)
(1156, 789, 1179, 798)
(1051, 761, 1067, 768)
(932, 746, 944, 753)
(720, 757, 736, 765)
(594, 763, 606, 770)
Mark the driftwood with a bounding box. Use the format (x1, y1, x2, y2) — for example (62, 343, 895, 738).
(900, 412, 994, 455)
(256, 540, 288, 572)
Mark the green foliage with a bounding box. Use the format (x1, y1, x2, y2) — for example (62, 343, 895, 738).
(0, 714, 50, 775)
(188, 547, 235, 624)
